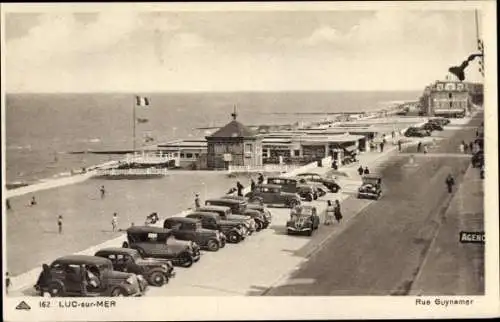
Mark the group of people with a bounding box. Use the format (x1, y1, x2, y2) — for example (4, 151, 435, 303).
(325, 199, 343, 225)
(458, 140, 480, 154)
(357, 166, 370, 176)
(416, 141, 429, 154)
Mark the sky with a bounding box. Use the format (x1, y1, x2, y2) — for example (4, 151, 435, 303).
(4, 7, 485, 93)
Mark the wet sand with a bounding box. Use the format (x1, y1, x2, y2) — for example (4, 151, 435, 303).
(6, 171, 244, 275)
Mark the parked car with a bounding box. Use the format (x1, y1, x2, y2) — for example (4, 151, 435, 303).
(357, 174, 383, 200)
(221, 195, 272, 228)
(205, 198, 266, 231)
(296, 172, 341, 193)
(296, 183, 318, 201)
(429, 117, 450, 126)
(34, 255, 148, 297)
(94, 248, 175, 287)
(186, 211, 247, 243)
(286, 205, 320, 236)
(422, 122, 443, 131)
(163, 217, 225, 251)
(471, 150, 484, 168)
(122, 226, 200, 268)
(245, 184, 301, 208)
(197, 205, 256, 234)
(404, 127, 431, 137)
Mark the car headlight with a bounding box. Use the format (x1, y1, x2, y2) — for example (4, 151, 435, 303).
(126, 276, 136, 285)
(161, 264, 169, 271)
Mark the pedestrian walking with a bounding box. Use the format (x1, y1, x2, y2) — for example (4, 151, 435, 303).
(398, 139, 402, 152)
(5, 272, 11, 295)
(100, 185, 106, 199)
(334, 200, 343, 224)
(112, 213, 118, 232)
(417, 141, 422, 153)
(258, 173, 264, 185)
(445, 174, 455, 193)
(236, 181, 244, 197)
(332, 160, 338, 170)
(423, 145, 428, 154)
(6, 199, 11, 210)
(194, 193, 201, 209)
(325, 200, 335, 226)
(57, 215, 63, 234)
(469, 142, 474, 154)
(459, 142, 465, 153)
(463, 140, 468, 154)
(358, 165, 364, 176)
(30, 196, 37, 206)
(363, 167, 370, 175)
(380, 141, 385, 153)
(250, 178, 256, 191)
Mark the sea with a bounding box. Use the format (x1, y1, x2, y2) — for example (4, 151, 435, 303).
(4, 91, 421, 185)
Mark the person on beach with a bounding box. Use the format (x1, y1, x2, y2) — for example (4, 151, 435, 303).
(363, 167, 370, 175)
(250, 179, 256, 192)
(325, 200, 335, 226)
(334, 200, 343, 224)
(194, 193, 201, 209)
(423, 145, 428, 154)
(112, 213, 118, 232)
(417, 141, 422, 153)
(445, 174, 455, 193)
(398, 139, 402, 152)
(100, 185, 106, 199)
(258, 173, 264, 185)
(30, 196, 37, 207)
(358, 165, 364, 176)
(57, 215, 63, 234)
(236, 181, 244, 197)
(5, 272, 11, 294)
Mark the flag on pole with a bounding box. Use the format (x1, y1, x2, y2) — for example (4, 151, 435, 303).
(135, 96, 150, 107)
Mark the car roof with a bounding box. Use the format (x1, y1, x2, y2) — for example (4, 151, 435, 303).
(296, 172, 317, 176)
(268, 176, 297, 181)
(258, 184, 282, 189)
(206, 198, 242, 205)
(187, 211, 218, 218)
(126, 226, 172, 234)
(198, 205, 231, 212)
(53, 255, 112, 266)
(165, 217, 199, 223)
(95, 248, 139, 256)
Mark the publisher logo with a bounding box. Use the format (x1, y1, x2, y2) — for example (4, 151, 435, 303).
(15, 301, 31, 311)
(459, 231, 485, 244)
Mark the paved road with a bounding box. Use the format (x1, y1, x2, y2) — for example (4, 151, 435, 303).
(265, 113, 483, 295)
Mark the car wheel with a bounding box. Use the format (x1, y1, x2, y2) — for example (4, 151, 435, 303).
(111, 286, 127, 297)
(180, 253, 194, 268)
(255, 220, 264, 231)
(122, 241, 129, 248)
(206, 239, 220, 252)
(220, 238, 226, 248)
(227, 232, 241, 243)
(305, 194, 313, 202)
(47, 282, 64, 297)
(149, 271, 167, 287)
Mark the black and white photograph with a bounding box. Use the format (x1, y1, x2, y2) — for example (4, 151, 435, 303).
(2, 1, 498, 320)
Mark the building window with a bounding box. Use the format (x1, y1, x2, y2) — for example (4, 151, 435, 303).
(180, 153, 185, 158)
(294, 149, 300, 157)
(194, 153, 199, 158)
(245, 143, 253, 153)
(186, 153, 193, 158)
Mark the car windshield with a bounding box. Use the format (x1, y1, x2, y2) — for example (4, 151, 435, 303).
(363, 178, 380, 185)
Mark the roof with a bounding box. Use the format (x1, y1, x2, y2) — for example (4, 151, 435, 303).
(126, 226, 172, 234)
(53, 255, 112, 266)
(206, 198, 243, 205)
(186, 212, 219, 218)
(165, 217, 199, 223)
(94, 248, 139, 256)
(198, 205, 231, 212)
(259, 184, 283, 189)
(207, 120, 257, 139)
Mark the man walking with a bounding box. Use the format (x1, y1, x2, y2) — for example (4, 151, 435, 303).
(112, 213, 118, 232)
(380, 141, 385, 153)
(236, 181, 244, 197)
(358, 165, 364, 176)
(445, 174, 455, 193)
(364, 167, 370, 175)
(325, 200, 335, 226)
(250, 178, 256, 191)
(194, 193, 201, 209)
(30, 196, 37, 206)
(469, 142, 474, 154)
(463, 140, 468, 154)
(334, 199, 343, 224)
(417, 141, 422, 153)
(398, 139, 402, 152)
(57, 215, 63, 234)
(100, 185, 106, 199)
(258, 173, 264, 185)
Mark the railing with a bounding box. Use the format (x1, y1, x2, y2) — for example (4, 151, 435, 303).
(124, 152, 178, 164)
(93, 168, 169, 177)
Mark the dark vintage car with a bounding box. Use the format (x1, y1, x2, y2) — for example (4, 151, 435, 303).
(357, 174, 383, 200)
(197, 205, 255, 234)
(296, 183, 319, 201)
(220, 195, 272, 228)
(186, 211, 247, 243)
(122, 226, 201, 268)
(296, 172, 341, 193)
(34, 255, 148, 297)
(266, 176, 319, 200)
(422, 122, 443, 131)
(429, 117, 450, 126)
(163, 217, 225, 251)
(404, 127, 431, 137)
(205, 198, 266, 231)
(94, 248, 175, 287)
(245, 184, 301, 208)
(286, 205, 320, 236)
(472, 150, 484, 168)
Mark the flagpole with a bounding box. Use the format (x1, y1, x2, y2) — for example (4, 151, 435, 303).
(133, 96, 136, 152)
(474, 9, 479, 44)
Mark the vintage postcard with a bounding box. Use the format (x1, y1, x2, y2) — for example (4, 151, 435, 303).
(2, 1, 498, 320)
